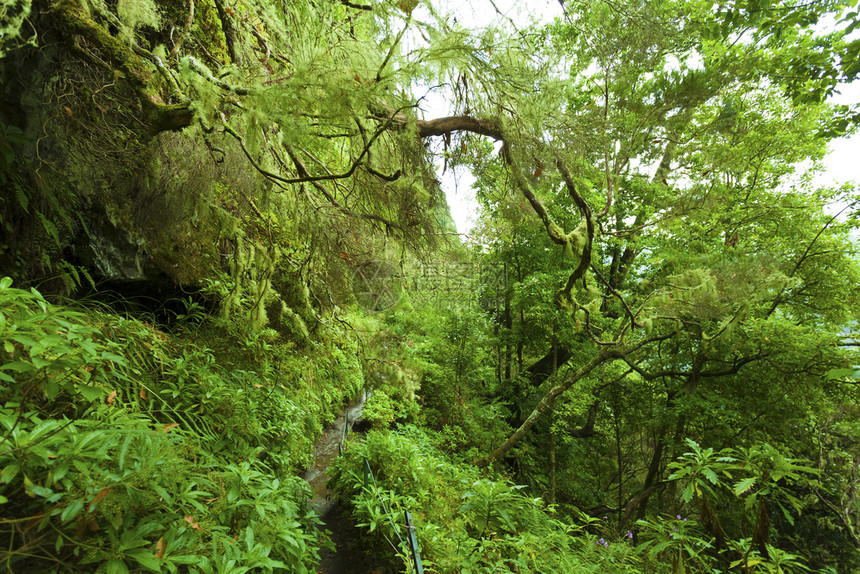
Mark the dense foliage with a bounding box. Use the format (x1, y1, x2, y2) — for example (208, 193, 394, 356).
(0, 0, 859, 572)
(0, 278, 372, 571)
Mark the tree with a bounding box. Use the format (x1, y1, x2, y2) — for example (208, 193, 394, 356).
(441, 1, 860, 567)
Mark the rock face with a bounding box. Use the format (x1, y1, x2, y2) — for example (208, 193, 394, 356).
(0, 38, 232, 292)
(0, 36, 315, 338)
(0, 0, 454, 340)
(72, 208, 160, 282)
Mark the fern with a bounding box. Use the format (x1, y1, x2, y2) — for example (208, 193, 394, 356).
(12, 182, 27, 213)
(35, 210, 60, 247)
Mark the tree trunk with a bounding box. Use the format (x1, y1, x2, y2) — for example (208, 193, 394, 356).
(481, 348, 620, 466)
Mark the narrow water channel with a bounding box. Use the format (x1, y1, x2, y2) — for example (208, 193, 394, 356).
(303, 389, 369, 514)
(303, 389, 388, 574)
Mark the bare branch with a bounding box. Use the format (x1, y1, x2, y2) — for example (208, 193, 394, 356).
(284, 143, 406, 232)
(414, 115, 504, 140)
(767, 201, 855, 317)
(221, 105, 406, 187)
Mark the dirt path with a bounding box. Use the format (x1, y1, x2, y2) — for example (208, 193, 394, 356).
(302, 390, 369, 509)
(315, 500, 387, 574)
(303, 391, 389, 574)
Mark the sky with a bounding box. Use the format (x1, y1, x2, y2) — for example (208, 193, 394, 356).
(417, 0, 860, 237)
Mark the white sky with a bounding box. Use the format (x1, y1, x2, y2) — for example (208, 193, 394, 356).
(418, 0, 860, 237)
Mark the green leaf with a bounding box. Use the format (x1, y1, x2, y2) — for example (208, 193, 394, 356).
(825, 368, 860, 380)
(0, 464, 20, 484)
(30, 356, 52, 369)
(105, 558, 129, 574)
(78, 385, 104, 402)
(44, 378, 59, 399)
(61, 499, 84, 523)
(126, 551, 161, 572)
(733, 477, 756, 496)
(100, 351, 127, 364)
(152, 484, 172, 505)
(0, 361, 36, 373)
(26, 482, 54, 498)
(682, 483, 694, 503)
(703, 467, 719, 485)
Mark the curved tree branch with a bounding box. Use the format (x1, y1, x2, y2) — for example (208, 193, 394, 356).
(405, 111, 595, 307)
(414, 115, 504, 140)
(555, 157, 594, 302)
(479, 348, 622, 466)
(222, 107, 405, 186)
(480, 332, 674, 466)
(168, 0, 195, 59)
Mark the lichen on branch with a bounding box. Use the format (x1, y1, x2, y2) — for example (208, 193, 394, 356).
(404, 110, 596, 308)
(53, 0, 192, 132)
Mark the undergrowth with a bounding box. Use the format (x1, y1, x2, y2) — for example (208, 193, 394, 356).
(0, 277, 365, 573)
(329, 427, 642, 574)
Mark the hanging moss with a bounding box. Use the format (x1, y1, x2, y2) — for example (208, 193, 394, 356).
(279, 303, 311, 346)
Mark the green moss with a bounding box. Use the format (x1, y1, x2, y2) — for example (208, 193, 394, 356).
(191, 0, 230, 65)
(280, 303, 311, 345)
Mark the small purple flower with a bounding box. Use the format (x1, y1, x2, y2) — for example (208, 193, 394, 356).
(626, 530, 633, 539)
(676, 515, 682, 520)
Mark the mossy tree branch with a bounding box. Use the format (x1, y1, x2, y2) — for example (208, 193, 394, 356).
(407, 112, 595, 306)
(53, 0, 192, 132)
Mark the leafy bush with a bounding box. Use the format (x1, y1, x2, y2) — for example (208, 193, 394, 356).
(0, 278, 348, 572)
(629, 438, 822, 574)
(329, 427, 643, 573)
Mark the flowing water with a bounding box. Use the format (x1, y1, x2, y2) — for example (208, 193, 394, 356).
(303, 389, 388, 573)
(303, 389, 369, 514)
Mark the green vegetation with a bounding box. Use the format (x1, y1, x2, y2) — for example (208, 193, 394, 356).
(1, 0, 859, 572)
(0, 278, 365, 571)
